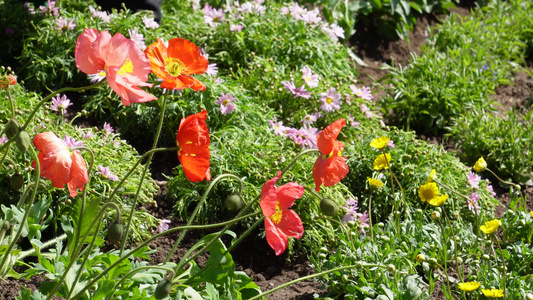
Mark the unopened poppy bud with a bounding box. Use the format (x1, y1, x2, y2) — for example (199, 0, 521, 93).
(318, 253, 327, 259)
(386, 264, 396, 273)
(319, 247, 329, 254)
(224, 193, 243, 211)
(154, 279, 172, 299)
(106, 221, 124, 245)
(431, 211, 441, 220)
(15, 131, 31, 152)
(9, 174, 24, 191)
(376, 222, 385, 228)
(320, 198, 339, 216)
(482, 254, 490, 260)
(429, 258, 438, 265)
(5, 119, 20, 139)
(2, 220, 10, 231)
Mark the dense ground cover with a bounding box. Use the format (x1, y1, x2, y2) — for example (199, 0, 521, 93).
(0, 0, 532, 299)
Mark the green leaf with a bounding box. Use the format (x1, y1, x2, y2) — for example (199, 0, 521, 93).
(183, 287, 203, 300)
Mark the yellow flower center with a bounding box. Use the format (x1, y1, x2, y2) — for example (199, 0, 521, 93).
(422, 188, 436, 200)
(305, 76, 311, 81)
(270, 202, 283, 225)
(326, 97, 333, 104)
(165, 58, 186, 77)
(222, 99, 229, 106)
(117, 58, 134, 76)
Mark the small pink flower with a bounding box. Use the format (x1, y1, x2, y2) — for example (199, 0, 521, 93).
(96, 165, 119, 181)
(157, 219, 171, 233)
(202, 4, 225, 27)
(51, 94, 73, 113)
(319, 87, 341, 112)
(269, 118, 287, 136)
(468, 192, 481, 214)
(350, 85, 373, 100)
(0, 136, 8, 145)
(55, 17, 76, 31)
(128, 28, 146, 50)
(89, 6, 110, 22)
(230, 24, 244, 32)
(62, 135, 84, 148)
(301, 66, 319, 88)
(206, 63, 218, 76)
(467, 171, 481, 189)
(301, 113, 318, 125)
(39, 0, 59, 15)
(215, 93, 236, 115)
(142, 16, 159, 29)
(387, 140, 395, 148)
(103, 122, 114, 136)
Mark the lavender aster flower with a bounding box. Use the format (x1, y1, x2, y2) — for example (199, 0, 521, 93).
(128, 27, 146, 50)
(202, 4, 225, 27)
(301, 66, 319, 88)
(103, 122, 114, 136)
(39, 0, 59, 15)
(55, 17, 76, 31)
(96, 165, 119, 181)
(63, 135, 84, 148)
(0, 136, 8, 146)
(293, 85, 311, 99)
(319, 87, 341, 112)
(269, 118, 287, 136)
(350, 85, 373, 100)
(142, 16, 160, 29)
(468, 192, 481, 214)
(230, 24, 244, 32)
(467, 171, 481, 189)
(157, 219, 171, 233)
(215, 93, 236, 115)
(206, 63, 218, 76)
(50, 94, 73, 113)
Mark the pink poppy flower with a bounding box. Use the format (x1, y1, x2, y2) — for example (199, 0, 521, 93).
(75, 28, 156, 106)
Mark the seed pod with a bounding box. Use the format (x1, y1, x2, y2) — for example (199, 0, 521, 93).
(15, 131, 31, 152)
(9, 174, 24, 191)
(154, 279, 172, 299)
(320, 198, 338, 216)
(5, 119, 19, 139)
(106, 221, 124, 245)
(224, 193, 243, 211)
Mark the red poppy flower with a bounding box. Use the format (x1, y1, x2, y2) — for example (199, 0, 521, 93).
(176, 109, 211, 182)
(144, 38, 208, 91)
(260, 171, 304, 255)
(313, 118, 349, 192)
(32, 132, 89, 198)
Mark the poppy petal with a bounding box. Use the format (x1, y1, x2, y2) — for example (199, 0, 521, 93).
(317, 118, 345, 155)
(67, 151, 89, 197)
(33, 132, 72, 188)
(176, 110, 211, 182)
(167, 38, 209, 74)
(178, 147, 210, 182)
(264, 218, 288, 256)
(313, 154, 328, 192)
(75, 28, 105, 74)
(276, 182, 304, 210)
(260, 171, 281, 217)
(277, 209, 304, 239)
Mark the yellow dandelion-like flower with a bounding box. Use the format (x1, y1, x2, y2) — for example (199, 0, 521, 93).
(368, 178, 384, 191)
(458, 281, 481, 292)
(480, 219, 501, 234)
(415, 254, 426, 262)
(373, 153, 391, 171)
(370, 136, 390, 149)
(473, 157, 487, 172)
(426, 169, 436, 184)
(418, 182, 439, 202)
(481, 288, 504, 298)
(428, 194, 448, 207)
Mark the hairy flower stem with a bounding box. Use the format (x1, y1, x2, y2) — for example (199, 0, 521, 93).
(0, 147, 40, 276)
(164, 173, 245, 264)
(7, 88, 15, 119)
(120, 93, 169, 256)
(442, 209, 464, 282)
(69, 216, 261, 299)
(494, 236, 507, 300)
(17, 233, 68, 260)
(486, 168, 525, 210)
(436, 218, 452, 299)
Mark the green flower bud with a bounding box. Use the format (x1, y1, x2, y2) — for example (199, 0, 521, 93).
(526, 293, 533, 300)
(106, 221, 124, 245)
(431, 211, 441, 220)
(386, 264, 396, 273)
(9, 174, 24, 191)
(341, 274, 349, 282)
(2, 220, 10, 231)
(15, 131, 31, 152)
(319, 247, 329, 254)
(224, 193, 243, 211)
(320, 198, 338, 216)
(377, 222, 385, 228)
(429, 258, 438, 265)
(154, 279, 172, 299)
(5, 119, 19, 139)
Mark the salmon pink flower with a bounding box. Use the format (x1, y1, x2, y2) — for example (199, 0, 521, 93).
(32, 132, 88, 198)
(176, 109, 211, 182)
(313, 119, 349, 191)
(260, 171, 304, 255)
(144, 38, 208, 91)
(75, 28, 156, 106)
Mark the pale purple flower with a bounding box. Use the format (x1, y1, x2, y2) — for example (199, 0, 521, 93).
(350, 85, 373, 100)
(206, 63, 218, 76)
(157, 219, 171, 233)
(467, 171, 481, 189)
(289, 126, 318, 149)
(192, 0, 201, 10)
(319, 87, 341, 112)
(387, 140, 395, 148)
(214, 77, 225, 84)
(301, 113, 318, 125)
(88, 71, 106, 83)
(321, 23, 345, 41)
(89, 6, 111, 22)
(84, 131, 95, 140)
(215, 93, 236, 115)
(280, 6, 290, 15)
(96, 165, 119, 181)
(485, 179, 496, 197)
(128, 28, 146, 50)
(237, 2, 253, 13)
(202, 4, 225, 27)
(287, 3, 307, 20)
(301, 66, 319, 88)
(39, 0, 59, 15)
(341, 198, 370, 234)
(230, 24, 244, 32)
(360, 103, 370, 112)
(281, 81, 296, 93)
(301, 9, 321, 25)
(5, 28, 15, 35)
(269, 118, 287, 136)
(0, 136, 8, 146)
(468, 192, 481, 214)
(24, 2, 35, 14)
(54, 17, 76, 31)
(347, 114, 360, 128)
(251, 3, 266, 15)
(50, 94, 73, 113)
(63, 135, 84, 148)
(103, 122, 114, 136)
(294, 85, 311, 99)
(364, 111, 374, 119)
(142, 16, 159, 29)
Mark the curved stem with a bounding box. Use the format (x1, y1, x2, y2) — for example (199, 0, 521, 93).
(163, 173, 245, 264)
(494, 236, 507, 300)
(0, 147, 40, 275)
(486, 168, 525, 210)
(120, 93, 169, 255)
(108, 266, 176, 299)
(18, 233, 68, 261)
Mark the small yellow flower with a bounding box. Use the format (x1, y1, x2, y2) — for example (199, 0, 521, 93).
(370, 136, 390, 149)
(418, 182, 439, 202)
(428, 194, 448, 207)
(481, 288, 504, 298)
(373, 153, 391, 170)
(458, 281, 481, 292)
(473, 157, 487, 172)
(426, 169, 436, 184)
(480, 219, 502, 234)
(416, 254, 426, 262)
(530, 211, 533, 218)
(368, 178, 384, 191)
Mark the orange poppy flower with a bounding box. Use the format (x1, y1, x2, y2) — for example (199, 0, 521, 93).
(32, 132, 89, 198)
(313, 118, 349, 191)
(144, 38, 208, 91)
(260, 171, 304, 255)
(176, 109, 211, 182)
